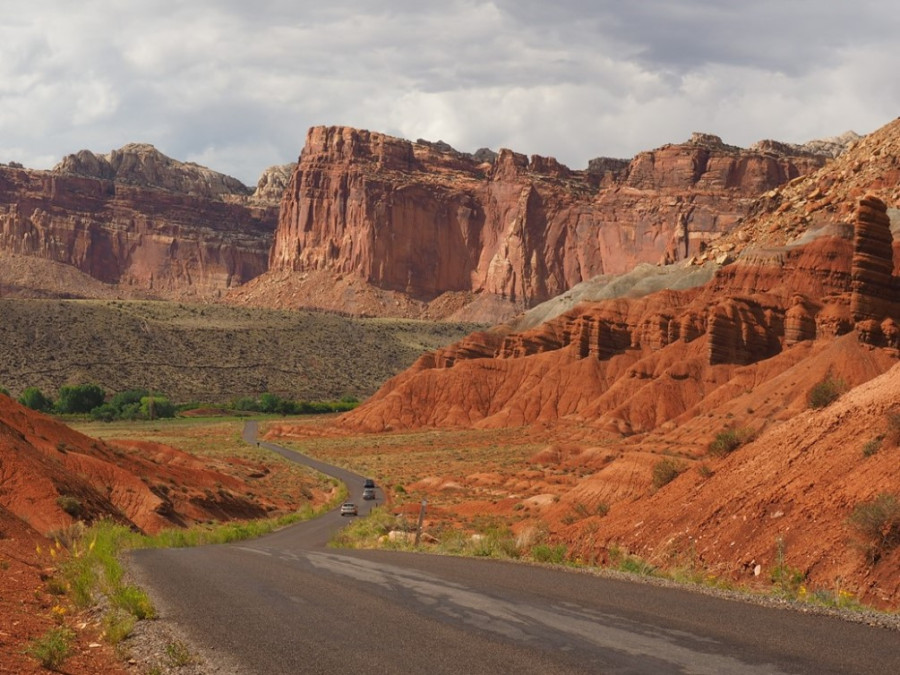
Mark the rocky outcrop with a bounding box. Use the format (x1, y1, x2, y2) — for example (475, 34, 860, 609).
(251, 163, 296, 204)
(257, 126, 832, 319)
(851, 194, 894, 323)
(750, 130, 861, 159)
(54, 143, 252, 200)
(0, 145, 281, 299)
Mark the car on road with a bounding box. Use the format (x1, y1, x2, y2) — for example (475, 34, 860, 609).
(364, 478, 376, 489)
(362, 487, 376, 500)
(340, 502, 358, 516)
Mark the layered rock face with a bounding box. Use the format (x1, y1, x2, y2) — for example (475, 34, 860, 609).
(0, 145, 280, 299)
(265, 126, 832, 317)
(340, 189, 897, 434)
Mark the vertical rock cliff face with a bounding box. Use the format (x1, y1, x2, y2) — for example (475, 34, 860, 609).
(0, 145, 280, 299)
(272, 127, 482, 298)
(268, 126, 830, 316)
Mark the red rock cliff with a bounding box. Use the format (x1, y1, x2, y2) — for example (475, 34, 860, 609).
(264, 126, 830, 318)
(0, 144, 280, 299)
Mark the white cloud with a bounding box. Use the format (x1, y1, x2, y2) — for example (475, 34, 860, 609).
(1, 1, 898, 184)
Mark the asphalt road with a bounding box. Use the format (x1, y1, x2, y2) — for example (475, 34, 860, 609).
(126, 422, 900, 674)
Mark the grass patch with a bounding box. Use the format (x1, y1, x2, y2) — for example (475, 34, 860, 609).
(531, 543, 568, 564)
(103, 609, 137, 645)
(165, 640, 195, 667)
(24, 627, 75, 670)
(608, 545, 656, 576)
(329, 506, 401, 549)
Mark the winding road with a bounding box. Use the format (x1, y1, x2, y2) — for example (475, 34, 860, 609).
(127, 422, 900, 674)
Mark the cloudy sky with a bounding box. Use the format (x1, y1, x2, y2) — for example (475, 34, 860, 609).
(2, 1, 898, 185)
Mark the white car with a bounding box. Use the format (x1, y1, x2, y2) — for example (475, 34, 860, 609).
(340, 502, 358, 516)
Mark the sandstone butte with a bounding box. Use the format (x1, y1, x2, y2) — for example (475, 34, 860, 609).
(229, 126, 845, 322)
(0, 143, 290, 301)
(264, 117, 900, 609)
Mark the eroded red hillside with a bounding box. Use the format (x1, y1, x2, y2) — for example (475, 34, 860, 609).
(0, 395, 329, 672)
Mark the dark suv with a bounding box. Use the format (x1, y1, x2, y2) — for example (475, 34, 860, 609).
(364, 478, 375, 489)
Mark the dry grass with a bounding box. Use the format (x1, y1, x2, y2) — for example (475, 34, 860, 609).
(73, 416, 256, 459)
(71, 416, 329, 501)
(0, 298, 483, 404)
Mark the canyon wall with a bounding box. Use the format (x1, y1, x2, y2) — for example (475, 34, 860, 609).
(264, 126, 833, 316)
(0, 144, 282, 299)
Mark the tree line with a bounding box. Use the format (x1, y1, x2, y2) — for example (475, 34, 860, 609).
(0, 383, 358, 421)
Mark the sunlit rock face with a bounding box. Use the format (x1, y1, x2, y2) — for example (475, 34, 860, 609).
(0, 144, 281, 299)
(266, 125, 828, 319)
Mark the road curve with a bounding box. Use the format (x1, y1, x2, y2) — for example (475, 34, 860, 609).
(126, 422, 900, 674)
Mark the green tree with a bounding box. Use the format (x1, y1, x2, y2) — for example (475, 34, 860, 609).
(90, 403, 119, 422)
(18, 386, 52, 412)
(140, 395, 176, 419)
(109, 389, 149, 420)
(109, 389, 148, 409)
(56, 383, 106, 414)
(229, 396, 260, 412)
(258, 392, 283, 414)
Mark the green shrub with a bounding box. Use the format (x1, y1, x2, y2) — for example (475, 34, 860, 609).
(56, 495, 83, 518)
(140, 395, 176, 419)
(229, 395, 260, 411)
(24, 627, 74, 669)
(862, 437, 882, 457)
(258, 392, 283, 414)
(89, 389, 166, 421)
(708, 427, 756, 457)
(56, 383, 105, 414)
(808, 376, 846, 409)
(109, 388, 148, 409)
(651, 458, 685, 489)
(18, 386, 53, 412)
(90, 403, 119, 422)
(848, 493, 900, 564)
